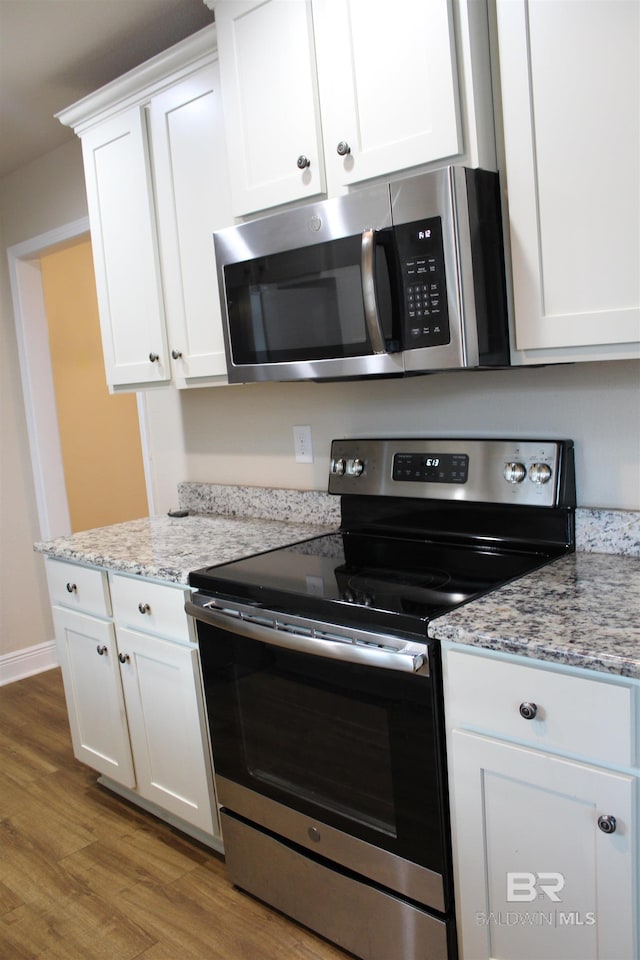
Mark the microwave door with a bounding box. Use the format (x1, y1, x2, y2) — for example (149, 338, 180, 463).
(222, 229, 404, 383)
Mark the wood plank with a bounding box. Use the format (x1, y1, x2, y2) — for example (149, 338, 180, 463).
(0, 669, 351, 960)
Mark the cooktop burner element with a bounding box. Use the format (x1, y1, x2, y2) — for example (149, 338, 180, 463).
(189, 439, 576, 639)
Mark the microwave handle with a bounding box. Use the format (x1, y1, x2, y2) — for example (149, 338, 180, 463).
(361, 229, 386, 354)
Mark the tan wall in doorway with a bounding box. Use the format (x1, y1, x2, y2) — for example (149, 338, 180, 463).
(40, 239, 148, 531)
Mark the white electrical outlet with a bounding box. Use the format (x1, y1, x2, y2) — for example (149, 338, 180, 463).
(293, 425, 313, 463)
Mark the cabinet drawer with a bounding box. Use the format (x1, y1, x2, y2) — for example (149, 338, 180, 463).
(444, 649, 633, 768)
(110, 574, 192, 643)
(46, 558, 111, 617)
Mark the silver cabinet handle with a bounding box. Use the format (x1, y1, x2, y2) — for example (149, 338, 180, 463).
(138, 602, 151, 615)
(66, 582, 77, 594)
(96, 645, 107, 656)
(171, 350, 183, 360)
(118, 652, 130, 664)
(361, 229, 386, 354)
(519, 701, 538, 720)
(597, 815, 617, 834)
(336, 140, 351, 156)
(149, 352, 159, 362)
(297, 155, 311, 169)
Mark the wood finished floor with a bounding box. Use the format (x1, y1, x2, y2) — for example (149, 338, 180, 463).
(0, 668, 351, 960)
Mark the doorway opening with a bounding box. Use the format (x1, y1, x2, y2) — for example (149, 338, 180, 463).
(8, 217, 154, 541)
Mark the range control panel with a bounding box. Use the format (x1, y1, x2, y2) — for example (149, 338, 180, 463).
(329, 439, 575, 508)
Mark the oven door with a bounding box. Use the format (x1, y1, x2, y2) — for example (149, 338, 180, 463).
(189, 596, 452, 914)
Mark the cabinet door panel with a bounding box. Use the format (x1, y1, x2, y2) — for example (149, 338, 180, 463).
(215, 0, 325, 215)
(496, 0, 640, 360)
(82, 107, 169, 388)
(150, 63, 232, 384)
(117, 627, 218, 835)
(449, 730, 635, 960)
(313, 0, 461, 189)
(53, 607, 135, 787)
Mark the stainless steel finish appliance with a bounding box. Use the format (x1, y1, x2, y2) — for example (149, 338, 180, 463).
(213, 167, 509, 383)
(187, 438, 576, 960)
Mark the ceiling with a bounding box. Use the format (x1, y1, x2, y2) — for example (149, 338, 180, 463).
(0, 0, 215, 180)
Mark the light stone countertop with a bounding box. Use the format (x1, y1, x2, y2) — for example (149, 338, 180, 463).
(35, 513, 336, 585)
(428, 551, 640, 679)
(35, 486, 640, 679)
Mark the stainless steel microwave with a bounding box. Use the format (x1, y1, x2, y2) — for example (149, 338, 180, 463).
(213, 167, 510, 383)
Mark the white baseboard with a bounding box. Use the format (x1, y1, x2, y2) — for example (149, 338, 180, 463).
(0, 639, 58, 686)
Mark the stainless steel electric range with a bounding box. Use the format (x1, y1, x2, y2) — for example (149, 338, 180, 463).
(187, 438, 576, 960)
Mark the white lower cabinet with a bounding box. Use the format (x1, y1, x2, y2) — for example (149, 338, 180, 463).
(443, 644, 638, 960)
(53, 606, 136, 787)
(115, 626, 215, 834)
(47, 558, 220, 845)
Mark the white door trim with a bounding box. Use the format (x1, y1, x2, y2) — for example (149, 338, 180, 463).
(7, 217, 155, 541)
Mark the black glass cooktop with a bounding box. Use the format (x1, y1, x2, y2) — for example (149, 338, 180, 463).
(189, 530, 556, 637)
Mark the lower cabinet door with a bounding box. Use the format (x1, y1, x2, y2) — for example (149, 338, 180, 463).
(449, 730, 636, 960)
(53, 606, 136, 787)
(115, 627, 218, 836)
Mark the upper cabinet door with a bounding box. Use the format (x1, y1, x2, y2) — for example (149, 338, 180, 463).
(313, 0, 462, 191)
(81, 107, 170, 388)
(496, 0, 640, 363)
(214, 0, 326, 215)
(149, 62, 232, 385)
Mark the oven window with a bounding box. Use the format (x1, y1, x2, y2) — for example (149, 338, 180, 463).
(224, 234, 394, 364)
(239, 670, 396, 835)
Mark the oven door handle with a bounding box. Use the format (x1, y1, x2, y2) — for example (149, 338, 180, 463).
(186, 599, 429, 675)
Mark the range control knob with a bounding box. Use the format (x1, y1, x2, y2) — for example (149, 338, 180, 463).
(331, 457, 346, 476)
(504, 462, 526, 484)
(346, 458, 365, 477)
(529, 462, 552, 484)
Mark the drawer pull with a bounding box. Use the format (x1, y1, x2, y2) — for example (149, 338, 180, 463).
(118, 652, 130, 664)
(138, 602, 151, 615)
(66, 582, 78, 594)
(597, 815, 617, 834)
(519, 701, 538, 720)
(96, 645, 108, 656)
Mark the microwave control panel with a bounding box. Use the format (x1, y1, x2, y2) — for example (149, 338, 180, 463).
(395, 217, 450, 349)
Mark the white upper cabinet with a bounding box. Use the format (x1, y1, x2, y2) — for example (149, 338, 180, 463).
(211, 0, 495, 216)
(313, 0, 460, 192)
(81, 107, 169, 389)
(495, 0, 640, 363)
(213, 0, 325, 214)
(149, 63, 231, 385)
(58, 27, 232, 392)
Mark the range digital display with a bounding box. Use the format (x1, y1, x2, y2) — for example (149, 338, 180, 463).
(393, 452, 469, 484)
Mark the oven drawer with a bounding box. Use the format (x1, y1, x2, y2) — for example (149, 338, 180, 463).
(46, 558, 111, 618)
(110, 574, 193, 643)
(444, 648, 633, 767)
(221, 811, 451, 960)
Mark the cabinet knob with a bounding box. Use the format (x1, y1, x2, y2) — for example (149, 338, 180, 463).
(118, 652, 130, 664)
(597, 814, 617, 834)
(66, 582, 78, 594)
(96, 645, 108, 656)
(336, 140, 351, 156)
(297, 155, 311, 169)
(171, 349, 183, 360)
(138, 602, 151, 615)
(149, 352, 159, 363)
(519, 701, 538, 720)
